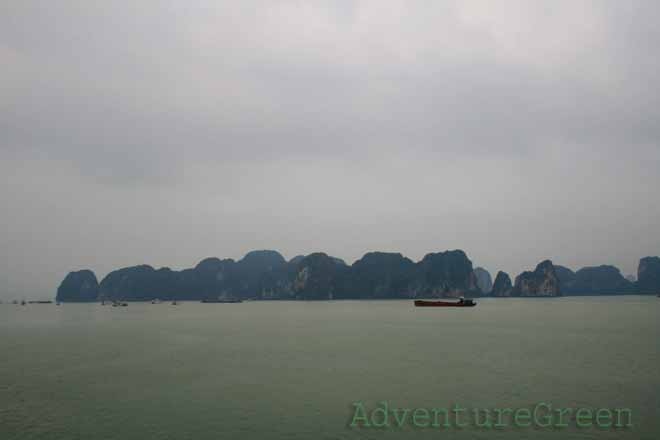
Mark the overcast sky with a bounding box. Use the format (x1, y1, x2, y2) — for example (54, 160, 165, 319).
(1, 1, 659, 299)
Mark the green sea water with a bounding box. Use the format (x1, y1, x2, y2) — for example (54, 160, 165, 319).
(1, 297, 658, 440)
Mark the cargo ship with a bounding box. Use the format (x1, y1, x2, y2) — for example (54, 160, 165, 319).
(414, 297, 476, 307)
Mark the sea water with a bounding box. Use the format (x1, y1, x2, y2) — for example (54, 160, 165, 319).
(1, 296, 658, 439)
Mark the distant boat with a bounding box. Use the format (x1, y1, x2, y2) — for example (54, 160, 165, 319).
(414, 297, 476, 307)
(201, 297, 242, 303)
(171, 300, 178, 305)
(28, 300, 53, 304)
(112, 301, 128, 307)
(151, 298, 161, 304)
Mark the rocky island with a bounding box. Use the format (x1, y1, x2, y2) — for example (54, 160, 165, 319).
(555, 265, 635, 295)
(56, 251, 660, 302)
(637, 256, 660, 294)
(491, 271, 513, 297)
(511, 260, 562, 297)
(56, 270, 100, 302)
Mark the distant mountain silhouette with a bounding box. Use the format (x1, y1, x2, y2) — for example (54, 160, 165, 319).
(564, 265, 634, 295)
(56, 270, 99, 302)
(512, 260, 561, 297)
(556, 264, 644, 295)
(491, 271, 513, 297)
(473, 267, 493, 294)
(637, 256, 660, 294)
(56, 252, 660, 301)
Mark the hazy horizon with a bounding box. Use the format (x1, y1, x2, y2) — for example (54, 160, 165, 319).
(2, 1, 659, 300)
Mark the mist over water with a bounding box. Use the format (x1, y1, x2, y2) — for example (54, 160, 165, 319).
(1, 297, 657, 440)
(2, 3, 660, 439)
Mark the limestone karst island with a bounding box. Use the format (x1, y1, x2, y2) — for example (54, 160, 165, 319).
(57, 250, 660, 302)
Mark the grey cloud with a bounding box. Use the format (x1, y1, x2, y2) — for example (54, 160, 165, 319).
(1, 1, 659, 298)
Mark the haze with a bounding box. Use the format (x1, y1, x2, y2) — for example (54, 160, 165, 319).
(1, 1, 659, 299)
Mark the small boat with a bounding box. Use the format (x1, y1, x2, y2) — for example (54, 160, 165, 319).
(151, 298, 161, 304)
(28, 300, 54, 304)
(171, 300, 178, 305)
(201, 297, 242, 303)
(414, 297, 476, 307)
(21, 300, 27, 306)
